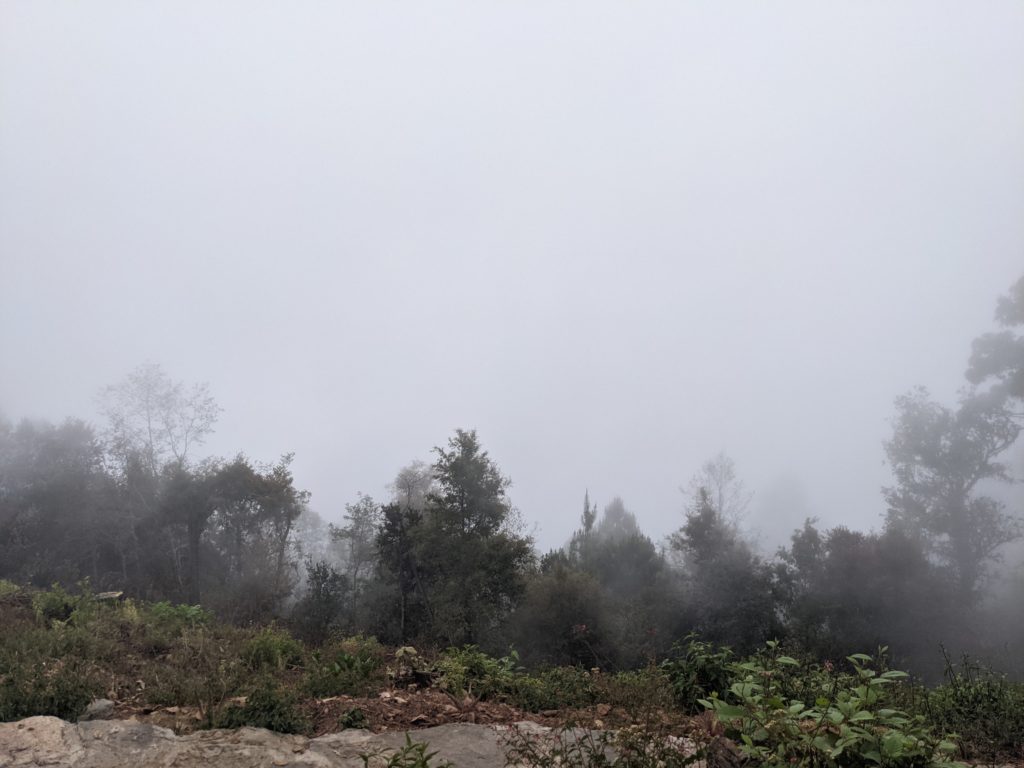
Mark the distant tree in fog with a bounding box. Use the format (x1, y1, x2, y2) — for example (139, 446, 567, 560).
(684, 452, 752, 525)
(670, 485, 780, 652)
(968, 274, 1024, 405)
(99, 362, 221, 479)
(885, 387, 1020, 601)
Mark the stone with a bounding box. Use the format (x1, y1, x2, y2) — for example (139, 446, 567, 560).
(78, 700, 115, 722)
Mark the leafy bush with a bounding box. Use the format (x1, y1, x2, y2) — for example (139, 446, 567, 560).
(214, 677, 309, 734)
(700, 642, 964, 767)
(242, 627, 305, 672)
(509, 666, 596, 712)
(304, 636, 385, 697)
(927, 652, 1024, 764)
(659, 633, 734, 713)
(32, 583, 82, 624)
(434, 645, 521, 699)
(0, 656, 101, 721)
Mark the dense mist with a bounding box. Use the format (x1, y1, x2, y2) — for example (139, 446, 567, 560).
(2, 3, 1024, 687)
(2, 277, 1023, 681)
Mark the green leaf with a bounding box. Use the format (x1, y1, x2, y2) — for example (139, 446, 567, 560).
(711, 704, 748, 720)
(881, 732, 905, 758)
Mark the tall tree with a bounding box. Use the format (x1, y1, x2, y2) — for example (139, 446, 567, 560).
(884, 387, 1021, 600)
(377, 430, 533, 646)
(670, 486, 780, 651)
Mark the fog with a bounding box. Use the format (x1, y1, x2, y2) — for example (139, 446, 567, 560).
(2, 2, 1022, 552)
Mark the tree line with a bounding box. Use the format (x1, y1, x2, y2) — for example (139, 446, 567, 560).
(1, 275, 1022, 679)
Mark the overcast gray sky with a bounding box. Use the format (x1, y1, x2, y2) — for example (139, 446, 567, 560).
(2, 2, 1022, 552)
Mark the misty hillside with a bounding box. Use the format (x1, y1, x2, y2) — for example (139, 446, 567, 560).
(2, 4, 1024, 766)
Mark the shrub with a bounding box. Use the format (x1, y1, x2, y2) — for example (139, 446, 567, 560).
(214, 677, 309, 734)
(0, 653, 101, 722)
(509, 666, 595, 712)
(433, 646, 520, 700)
(0, 580, 21, 600)
(700, 642, 964, 768)
(242, 627, 305, 672)
(32, 584, 81, 625)
(304, 636, 385, 697)
(927, 652, 1024, 764)
(659, 634, 734, 713)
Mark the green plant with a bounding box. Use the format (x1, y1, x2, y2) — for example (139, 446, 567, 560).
(144, 626, 246, 721)
(32, 583, 81, 625)
(146, 601, 212, 631)
(242, 627, 305, 672)
(433, 645, 521, 700)
(0, 656, 101, 722)
(926, 650, 1024, 764)
(0, 580, 21, 600)
(304, 636, 384, 697)
(360, 734, 454, 768)
(340, 707, 369, 729)
(214, 677, 309, 734)
(509, 666, 596, 712)
(700, 642, 964, 767)
(659, 633, 734, 713)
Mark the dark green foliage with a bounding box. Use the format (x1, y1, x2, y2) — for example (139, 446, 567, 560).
(669, 488, 782, 653)
(375, 430, 534, 648)
(339, 707, 369, 729)
(660, 634, 735, 713)
(0, 654, 101, 722)
(290, 561, 350, 651)
(213, 677, 309, 734)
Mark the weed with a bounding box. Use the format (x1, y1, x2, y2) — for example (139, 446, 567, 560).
(360, 734, 454, 768)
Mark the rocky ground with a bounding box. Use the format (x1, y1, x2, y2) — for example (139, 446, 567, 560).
(0, 716, 708, 768)
(109, 687, 645, 738)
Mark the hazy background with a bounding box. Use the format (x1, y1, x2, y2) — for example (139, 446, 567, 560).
(2, 1, 1022, 552)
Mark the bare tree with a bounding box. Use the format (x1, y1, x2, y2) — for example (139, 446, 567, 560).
(684, 452, 753, 525)
(99, 362, 221, 479)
